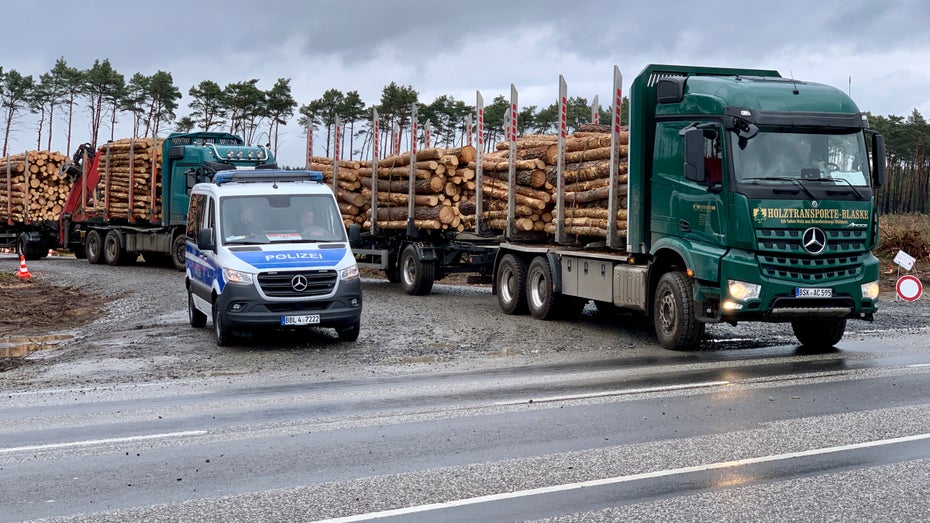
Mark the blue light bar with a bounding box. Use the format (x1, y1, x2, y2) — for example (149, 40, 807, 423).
(213, 170, 324, 185)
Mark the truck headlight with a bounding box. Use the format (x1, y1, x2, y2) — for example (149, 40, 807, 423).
(340, 264, 359, 281)
(728, 280, 761, 301)
(860, 280, 879, 300)
(222, 267, 254, 285)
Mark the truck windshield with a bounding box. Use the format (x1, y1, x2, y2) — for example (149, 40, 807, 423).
(732, 131, 871, 187)
(221, 195, 346, 245)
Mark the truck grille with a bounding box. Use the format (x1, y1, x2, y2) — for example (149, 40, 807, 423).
(756, 228, 868, 283)
(257, 270, 338, 297)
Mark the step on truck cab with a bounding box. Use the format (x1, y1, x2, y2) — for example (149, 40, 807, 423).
(185, 169, 362, 345)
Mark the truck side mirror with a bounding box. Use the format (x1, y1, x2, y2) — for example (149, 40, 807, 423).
(197, 228, 215, 251)
(683, 128, 706, 183)
(872, 134, 887, 188)
(348, 224, 361, 248)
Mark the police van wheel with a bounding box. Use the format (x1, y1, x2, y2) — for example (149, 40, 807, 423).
(653, 271, 705, 351)
(336, 320, 361, 342)
(188, 289, 207, 328)
(213, 305, 234, 346)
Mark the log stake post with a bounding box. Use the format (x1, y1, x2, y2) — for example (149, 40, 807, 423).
(5, 155, 12, 225)
(150, 137, 158, 223)
(104, 142, 112, 220)
(23, 152, 30, 224)
(556, 75, 568, 244)
(475, 92, 485, 235)
(371, 109, 380, 235)
(333, 115, 341, 195)
(406, 103, 418, 238)
(128, 139, 136, 223)
(506, 84, 518, 240)
(607, 66, 623, 249)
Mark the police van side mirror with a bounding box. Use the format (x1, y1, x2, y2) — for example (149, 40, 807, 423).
(197, 228, 215, 251)
(348, 224, 361, 248)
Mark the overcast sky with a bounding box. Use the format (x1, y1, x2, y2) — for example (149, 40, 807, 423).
(2, 0, 929, 166)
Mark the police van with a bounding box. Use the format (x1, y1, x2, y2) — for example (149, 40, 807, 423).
(185, 170, 362, 345)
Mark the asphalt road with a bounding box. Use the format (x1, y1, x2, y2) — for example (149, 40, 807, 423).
(3, 333, 930, 522)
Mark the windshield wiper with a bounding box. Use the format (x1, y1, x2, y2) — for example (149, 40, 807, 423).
(806, 176, 865, 200)
(742, 177, 817, 200)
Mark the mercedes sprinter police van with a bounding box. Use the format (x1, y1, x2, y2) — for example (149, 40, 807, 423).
(185, 170, 362, 345)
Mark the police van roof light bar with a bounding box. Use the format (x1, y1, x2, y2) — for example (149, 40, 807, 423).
(213, 170, 324, 185)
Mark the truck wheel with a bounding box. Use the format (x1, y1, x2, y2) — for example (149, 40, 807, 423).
(104, 230, 127, 266)
(16, 234, 41, 261)
(336, 320, 361, 342)
(71, 244, 86, 259)
(400, 244, 435, 296)
(653, 271, 705, 351)
(188, 288, 207, 328)
(496, 254, 528, 315)
(172, 235, 187, 272)
(526, 256, 560, 320)
(213, 303, 234, 346)
(792, 319, 846, 348)
(85, 230, 105, 264)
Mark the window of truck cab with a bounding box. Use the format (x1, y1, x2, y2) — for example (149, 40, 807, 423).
(731, 130, 871, 187)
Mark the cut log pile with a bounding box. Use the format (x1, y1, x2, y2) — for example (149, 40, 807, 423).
(317, 124, 630, 243)
(0, 150, 71, 224)
(95, 138, 164, 221)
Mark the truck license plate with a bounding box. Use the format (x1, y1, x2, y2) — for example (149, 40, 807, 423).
(281, 314, 320, 326)
(795, 288, 832, 298)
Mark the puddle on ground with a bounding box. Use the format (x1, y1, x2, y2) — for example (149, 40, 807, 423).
(0, 334, 73, 358)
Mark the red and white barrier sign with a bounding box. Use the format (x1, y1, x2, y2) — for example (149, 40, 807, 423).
(896, 274, 923, 302)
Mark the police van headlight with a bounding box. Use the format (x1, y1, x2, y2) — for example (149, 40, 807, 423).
(223, 267, 254, 285)
(340, 264, 360, 281)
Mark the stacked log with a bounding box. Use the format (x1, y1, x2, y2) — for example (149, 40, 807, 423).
(0, 150, 71, 223)
(318, 125, 629, 243)
(96, 138, 163, 221)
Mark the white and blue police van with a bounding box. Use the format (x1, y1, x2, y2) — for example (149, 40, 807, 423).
(185, 170, 362, 345)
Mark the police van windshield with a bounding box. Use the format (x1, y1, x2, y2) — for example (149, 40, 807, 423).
(221, 195, 346, 245)
(732, 131, 871, 187)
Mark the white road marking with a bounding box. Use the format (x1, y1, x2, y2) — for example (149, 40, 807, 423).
(0, 430, 208, 454)
(316, 432, 930, 523)
(491, 380, 731, 406)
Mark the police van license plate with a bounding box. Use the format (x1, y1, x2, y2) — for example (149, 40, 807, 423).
(795, 288, 832, 298)
(281, 314, 320, 326)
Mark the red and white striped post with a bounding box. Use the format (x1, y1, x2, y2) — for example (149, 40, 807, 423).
(475, 93, 485, 234)
(591, 94, 599, 125)
(305, 124, 314, 169)
(332, 115, 341, 193)
(608, 66, 623, 249)
(371, 109, 380, 234)
(556, 75, 568, 243)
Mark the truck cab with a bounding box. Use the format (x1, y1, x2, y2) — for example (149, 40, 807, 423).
(185, 170, 362, 345)
(631, 65, 885, 348)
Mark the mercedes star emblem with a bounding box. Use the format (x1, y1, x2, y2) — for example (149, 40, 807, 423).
(801, 227, 827, 255)
(291, 274, 309, 292)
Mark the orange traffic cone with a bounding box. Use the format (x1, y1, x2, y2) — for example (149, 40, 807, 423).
(17, 255, 32, 279)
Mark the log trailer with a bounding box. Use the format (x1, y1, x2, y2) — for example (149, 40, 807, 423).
(55, 132, 277, 270)
(491, 64, 886, 350)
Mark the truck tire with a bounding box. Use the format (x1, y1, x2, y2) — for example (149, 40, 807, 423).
(496, 254, 528, 315)
(336, 319, 361, 342)
(16, 234, 42, 261)
(399, 244, 435, 296)
(172, 235, 187, 272)
(85, 230, 105, 264)
(103, 230, 127, 266)
(213, 303, 234, 346)
(791, 319, 846, 348)
(71, 244, 86, 259)
(527, 256, 565, 320)
(653, 271, 705, 351)
(188, 288, 207, 328)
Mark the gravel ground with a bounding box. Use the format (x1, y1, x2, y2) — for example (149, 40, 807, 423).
(3, 255, 929, 392)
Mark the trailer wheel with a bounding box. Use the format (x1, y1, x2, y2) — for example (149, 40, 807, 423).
(496, 254, 528, 315)
(400, 244, 434, 295)
(188, 288, 207, 328)
(653, 271, 705, 350)
(103, 230, 127, 266)
(526, 256, 560, 320)
(16, 234, 41, 261)
(336, 319, 361, 342)
(85, 230, 105, 264)
(791, 319, 846, 349)
(213, 302, 234, 346)
(172, 235, 188, 272)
